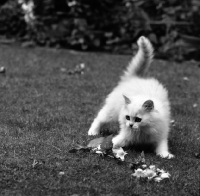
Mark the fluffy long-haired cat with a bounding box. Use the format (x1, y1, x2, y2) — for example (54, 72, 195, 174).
(88, 36, 174, 159)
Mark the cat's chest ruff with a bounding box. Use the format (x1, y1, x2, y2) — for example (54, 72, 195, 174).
(130, 128, 153, 144)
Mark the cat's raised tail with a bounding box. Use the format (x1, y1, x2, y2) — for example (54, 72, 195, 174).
(122, 36, 154, 79)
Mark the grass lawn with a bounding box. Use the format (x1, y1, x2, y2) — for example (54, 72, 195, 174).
(0, 44, 199, 196)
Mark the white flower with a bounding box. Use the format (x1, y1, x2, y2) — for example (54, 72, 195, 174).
(95, 150, 105, 156)
(68, 0, 77, 7)
(59, 171, 65, 175)
(143, 169, 157, 179)
(141, 164, 147, 169)
(170, 120, 175, 124)
(32, 159, 38, 168)
(132, 168, 157, 179)
(193, 103, 198, 108)
(132, 168, 146, 178)
(154, 177, 162, 182)
(112, 147, 127, 161)
(160, 172, 171, 179)
(92, 145, 101, 151)
(149, 165, 156, 171)
(18, 0, 24, 4)
(80, 63, 85, 69)
(131, 165, 171, 182)
(157, 168, 165, 173)
(93, 145, 106, 156)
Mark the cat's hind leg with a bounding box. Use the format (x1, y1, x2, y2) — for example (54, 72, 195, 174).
(88, 106, 117, 136)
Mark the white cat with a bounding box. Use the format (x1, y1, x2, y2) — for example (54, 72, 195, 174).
(88, 36, 174, 159)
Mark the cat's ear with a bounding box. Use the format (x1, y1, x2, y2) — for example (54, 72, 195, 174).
(123, 95, 131, 105)
(143, 100, 154, 112)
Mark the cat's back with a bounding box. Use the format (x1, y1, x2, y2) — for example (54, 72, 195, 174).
(116, 77, 168, 101)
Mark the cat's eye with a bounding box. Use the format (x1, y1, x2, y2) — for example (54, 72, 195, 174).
(125, 115, 130, 120)
(135, 117, 142, 122)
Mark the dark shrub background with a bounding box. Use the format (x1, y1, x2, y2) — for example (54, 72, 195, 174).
(1, 0, 200, 60)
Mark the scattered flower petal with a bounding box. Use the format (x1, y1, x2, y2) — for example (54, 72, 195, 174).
(80, 63, 85, 69)
(156, 168, 161, 172)
(154, 177, 162, 182)
(70, 140, 172, 183)
(195, 152, 200, 159)
(193, 103, 198, 108)
(144, 169, 157, 178)
(0, 66, 6, 74)
(68, 63, 86, 75)
(183, 77, 189, 81)
(59, 171, 65, 175)
(92, 145, 107, 156)
(68, 0, 77, 7)
(93, 145, 102, 151)
(170, 120, 175, 125)
(131, 157, 171, 182)
(112, 147, 128, 161)
(32, 159, 38, 168)
(141, 164, 147, 169)
(157, 168, 165, 173)
(132, 168, 146, 178)
(160, 172, 170, 179)
(60, 68, 66, 72)
(95, 150, 105, 156)
(149, 165, 156, 171)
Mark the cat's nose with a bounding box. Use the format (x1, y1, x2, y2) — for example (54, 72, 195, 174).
(130, 124, 133, 128)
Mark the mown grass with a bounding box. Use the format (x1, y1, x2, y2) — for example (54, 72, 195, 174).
(0, 45, 199, 196)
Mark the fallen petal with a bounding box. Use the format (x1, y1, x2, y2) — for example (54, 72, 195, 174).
(154, 177, 162, 182)
(0, 66, 6, 73)
(112, 147, 128, 161)
(144, 169, 157, 178)
(149, 165, 156, 171)
(141, 164, 147, 169)
(160, 172, 170, 179)
(80, 63, 85, 69)
(59, 171, 65, 175)
(157, 168, 165, 173)
(183, 77, 189, 81)
(92, 145, 102, 151)
(60, 68, 66, 72)
(193, 103, 198, 108)
(95, 150, 105, 156)
(132, 168, 146, 178)
(195, 152, 200, 159)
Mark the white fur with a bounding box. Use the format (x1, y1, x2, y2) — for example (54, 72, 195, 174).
(88, 36, 174, 159)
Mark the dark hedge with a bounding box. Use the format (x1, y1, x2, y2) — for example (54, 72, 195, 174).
(0, 0, 200, 60)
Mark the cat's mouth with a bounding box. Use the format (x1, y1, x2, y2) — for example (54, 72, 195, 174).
(130, 127, 140, 132)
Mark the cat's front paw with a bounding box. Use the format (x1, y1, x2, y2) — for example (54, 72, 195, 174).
(156, 151, 174, 159)
(88, 128, 99, 136)
(88, 121, 101, 136)
(112, 136, 125, 148)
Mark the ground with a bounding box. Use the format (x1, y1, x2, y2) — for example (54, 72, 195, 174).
(0, 44, 199, 196)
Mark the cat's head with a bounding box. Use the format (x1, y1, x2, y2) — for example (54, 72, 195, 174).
(122, 95, 155, 130)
